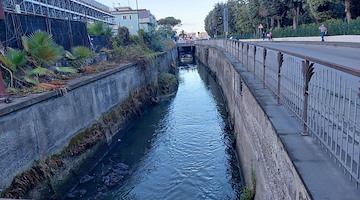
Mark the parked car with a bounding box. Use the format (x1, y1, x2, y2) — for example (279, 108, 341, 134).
(229, 36, 239, 40)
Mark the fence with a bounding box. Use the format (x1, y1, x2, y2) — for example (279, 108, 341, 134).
(0, 12, 89, 50)
(197, 39, 360, 186)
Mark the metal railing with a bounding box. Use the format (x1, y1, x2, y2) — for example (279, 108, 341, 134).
(196, 39, 360, 186)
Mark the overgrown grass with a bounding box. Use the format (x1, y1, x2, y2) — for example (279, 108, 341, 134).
(240, 167, 256, 200)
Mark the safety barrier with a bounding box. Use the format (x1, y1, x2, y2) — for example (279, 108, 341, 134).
(197, 39, 360, 186)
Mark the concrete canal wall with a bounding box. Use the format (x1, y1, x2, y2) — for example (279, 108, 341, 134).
(0, 49, 177, 191)
(196, 46, 311, 200)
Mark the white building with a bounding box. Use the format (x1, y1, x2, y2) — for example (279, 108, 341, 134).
(111, 7, 157, 35)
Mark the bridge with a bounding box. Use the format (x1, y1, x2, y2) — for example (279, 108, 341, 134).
(196, 39, 360, 199)
(177, 43, 195, 65)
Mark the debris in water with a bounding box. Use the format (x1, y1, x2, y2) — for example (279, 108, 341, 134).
(79, 175, 95, 184)
(66, 189, 87, 199)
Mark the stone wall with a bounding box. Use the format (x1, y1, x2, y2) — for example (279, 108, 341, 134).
(0, 49, 177, 190)
(196, 46, 311, 200)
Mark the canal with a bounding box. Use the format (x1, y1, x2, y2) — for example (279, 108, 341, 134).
(65, 63, 243, 200)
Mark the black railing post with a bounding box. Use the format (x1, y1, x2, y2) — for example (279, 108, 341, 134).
(263, 48, 267, 88)
(253, 46, 257, 78)
(301, 60, 315, 136)
(241, 42, 244, 65)
(277, 52, 284, 105)
(246, 44, 250, 71)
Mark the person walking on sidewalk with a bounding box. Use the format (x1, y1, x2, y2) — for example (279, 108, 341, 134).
(319, 24, 327, 42)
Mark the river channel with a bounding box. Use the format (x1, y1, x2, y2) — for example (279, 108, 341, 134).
(65, 63, 243, 200)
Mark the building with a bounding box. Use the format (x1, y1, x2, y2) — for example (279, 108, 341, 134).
(1, 0, 114, 25)
(111, 7, 157, 35)
(198, 32, 211, 40)
(185, 32, 197, 40)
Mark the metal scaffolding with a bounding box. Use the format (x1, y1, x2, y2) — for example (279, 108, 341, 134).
(2, 0, 114, 24)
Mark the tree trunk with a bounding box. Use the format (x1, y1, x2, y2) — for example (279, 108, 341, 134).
(276, 17, 281, 28)
(345, 0, 351, 23)
(292, 7, 300, 31)
(271, 18, 275, 29)
(281, 10, 287, 27)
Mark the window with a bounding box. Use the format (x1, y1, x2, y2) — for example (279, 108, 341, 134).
(129, 15, 132, 20)
(122, 15, 127, 20)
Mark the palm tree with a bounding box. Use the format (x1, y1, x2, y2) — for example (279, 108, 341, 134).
(22, 30, 63, 69)
(179, 30, 187, 40)
(21, 30, 63, 84)
(0, 48, 27, 87)
(65, 46, 96, 71)
(0, 48, 27, 72)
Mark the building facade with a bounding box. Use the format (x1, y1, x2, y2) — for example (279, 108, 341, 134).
(1, 0, 114, 25)
(111, 7, 157, 35)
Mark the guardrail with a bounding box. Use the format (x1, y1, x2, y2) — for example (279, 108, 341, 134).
(196, 39, 360, 186)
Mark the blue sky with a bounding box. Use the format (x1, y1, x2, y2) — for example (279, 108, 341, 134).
(101, 0, 223, 33)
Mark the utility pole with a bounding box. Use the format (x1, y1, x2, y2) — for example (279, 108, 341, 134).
(223, 7, 228, 39)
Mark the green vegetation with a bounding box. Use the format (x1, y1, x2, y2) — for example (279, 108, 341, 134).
(179, 30, 187, 40)
(22, 30, 63, 68)
(0, 48, 27, 72)
(272, 17, 360, 37)
(1, 19, 175, 97)
(158, 72, 179, 96)
(0, 31, 94, 90)
(87, 22, 112, 36)
(240, 167, 256, 200)
(157, 16, 182, 38)
(205, 0, 360, 38)
(111, 27, 175, 66)
(65, 46, 96, 72)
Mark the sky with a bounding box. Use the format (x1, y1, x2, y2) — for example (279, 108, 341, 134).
(100, 0, 224, 33)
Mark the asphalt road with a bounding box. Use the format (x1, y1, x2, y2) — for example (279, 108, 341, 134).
(251, 42, 360, 70)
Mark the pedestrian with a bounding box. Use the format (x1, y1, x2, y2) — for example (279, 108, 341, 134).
(319, 24, 327, 42)
(261, 31, 266, 41)
(268, 32, 273, 41)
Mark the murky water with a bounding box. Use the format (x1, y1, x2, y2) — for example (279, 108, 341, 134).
(65, 63, 242, 200)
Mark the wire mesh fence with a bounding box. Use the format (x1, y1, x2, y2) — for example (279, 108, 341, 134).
(0, 12, 90, 50)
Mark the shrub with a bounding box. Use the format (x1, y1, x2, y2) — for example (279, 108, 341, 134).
(244, 17, 360, 39)
(87, 22, 112, 37)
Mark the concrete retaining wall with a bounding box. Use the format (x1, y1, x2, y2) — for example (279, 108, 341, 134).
(0, 49, 177, 190)
(196, 46, 310, 200)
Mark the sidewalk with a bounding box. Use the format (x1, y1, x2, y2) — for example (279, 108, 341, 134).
(241, 35, 360, 47)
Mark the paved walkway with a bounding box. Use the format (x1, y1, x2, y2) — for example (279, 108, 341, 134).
(250, 42, 360, 70)
(242, 35, 360, 43)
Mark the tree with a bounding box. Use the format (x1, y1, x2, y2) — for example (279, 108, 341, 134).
(307, 0, 343, 22)
(259, 0, 288, 28)
(157, 17, 181, 38)
(116, 26, 131, 46)
(332, 0, 352, 22)
(157, 17, 182, 27)
(179, 30, 187, 40)
(282, 0, 306, 30)
(226, 0, 239, 34)
(234, 2, 254, 33)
